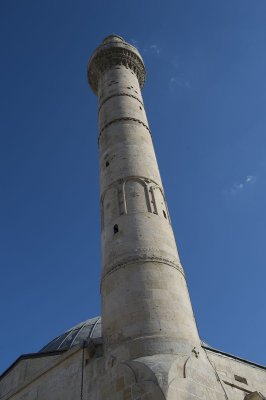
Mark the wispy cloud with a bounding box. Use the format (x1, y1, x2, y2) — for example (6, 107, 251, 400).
(227, 175, 256, 195)
(168, 54, 190, 91)
(130, 43, 191, 92)
(143, 44, 161, 55)
(130, 40, 161, 56)
(246, 175, 256, 183)
(169, 76, 191, 91)
(130, 39, 139, 49)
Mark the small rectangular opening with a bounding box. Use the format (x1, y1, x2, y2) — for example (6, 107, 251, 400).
(234, 375, 247, 385)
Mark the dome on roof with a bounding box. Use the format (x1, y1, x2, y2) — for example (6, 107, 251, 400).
(40, 316, 102, 353)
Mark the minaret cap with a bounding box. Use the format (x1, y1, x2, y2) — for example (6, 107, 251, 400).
(87, 34, 146, 95)
(101, 34, 124, 43)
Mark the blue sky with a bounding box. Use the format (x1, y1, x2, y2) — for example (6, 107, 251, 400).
(1, 0, 266, 374)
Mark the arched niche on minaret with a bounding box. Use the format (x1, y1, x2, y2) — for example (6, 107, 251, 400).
(124, 178, 151, 214)
(149, 185, 170, 221)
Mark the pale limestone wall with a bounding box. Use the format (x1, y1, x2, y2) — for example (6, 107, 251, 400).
(85, 347, 266, 400)
(206, 349, 266, 399)
(0, 348, 83, 400)
(101, 262, 200, 360)
(2, 345, 265, 399)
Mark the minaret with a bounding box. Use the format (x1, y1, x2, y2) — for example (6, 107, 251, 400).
(87, 35, 200, 361)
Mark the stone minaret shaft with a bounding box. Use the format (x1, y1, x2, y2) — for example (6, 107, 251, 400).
(88, 35, 200, 360)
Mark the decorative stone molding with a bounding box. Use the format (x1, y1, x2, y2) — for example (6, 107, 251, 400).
(100, 257, 185, 289)
(149, 184, 171, 221)
(87, 37, 146, 95)
(100, 176, 170, 229)
(98, 117, 151, 144)
(98, 92, 144, 113)
(101, 176, 162, 201)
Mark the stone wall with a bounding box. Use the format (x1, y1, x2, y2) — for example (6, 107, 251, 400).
(1, 345, 265, 399)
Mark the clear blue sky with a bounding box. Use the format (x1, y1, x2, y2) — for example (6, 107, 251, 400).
(1, 0, 266, 374)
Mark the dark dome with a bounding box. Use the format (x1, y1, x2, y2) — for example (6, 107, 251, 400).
(40, 316, 102, 353)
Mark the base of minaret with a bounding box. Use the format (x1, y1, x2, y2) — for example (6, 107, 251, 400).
(86, 350, 227, 399)
(101, 260, 201, 359)
(1, 317, 265, 398)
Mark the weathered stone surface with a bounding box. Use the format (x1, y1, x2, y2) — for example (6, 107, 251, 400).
(245, 392, 266, 399)
(1, 344, 266, 399)
(91, 35, 200, 364)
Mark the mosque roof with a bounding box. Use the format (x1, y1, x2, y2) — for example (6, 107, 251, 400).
(39, 316, 213, 353)
(1, 315, 266, 381)
(39, 316, 102, 352)
(39, 317, 266, 372)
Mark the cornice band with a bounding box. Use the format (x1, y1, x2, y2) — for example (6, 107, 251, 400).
(98, 117, 152, 144)
(100, 258, 185, 291)
(88, 46, 146, 95)
(98, 93, 144, 113)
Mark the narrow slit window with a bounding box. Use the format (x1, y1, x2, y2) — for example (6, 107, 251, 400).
(163, 210, 167, 219)
(114, 224, 119, 234)
(106, 161, 110, 167)
(139, 106, 142, 110)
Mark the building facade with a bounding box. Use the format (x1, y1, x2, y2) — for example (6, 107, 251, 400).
(0, 35, 265, 400)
